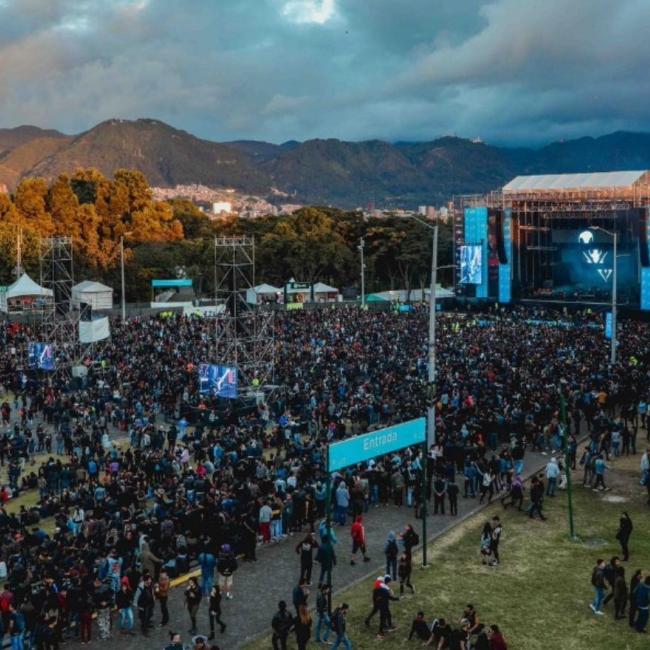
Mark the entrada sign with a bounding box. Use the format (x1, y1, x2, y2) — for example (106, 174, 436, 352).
(327, 417, 426, 472)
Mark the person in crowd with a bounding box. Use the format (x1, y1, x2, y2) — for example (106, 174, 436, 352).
(314, 585, 331, 644)
(330, 603, 351, 650)
(208, 584, 226, 639)
(634, 576, 650, 633)
(398, 552, 415, 596)
(294, 604, 312, 650)
(407, 611, 430, 641)
(384, 531, 399, 581)
(217, 545, 237, 601)
(487, 624, 508, 650)
(615, 512, 633, 562)
(480, 521, 492, 565)
(295, 532, 319, 585)
(613, 566, 628, 620)
(590, 559, 607, 615)
(490, 516, 503, 567)
(156, 569, 171, 627)
(271, 601, 294, 650)
(350, 515, 370, 565)
(629, 569, 643, 628)
(184, 577, 202, 636)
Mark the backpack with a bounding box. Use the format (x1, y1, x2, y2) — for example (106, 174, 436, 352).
(591, 568, 601, 587)
(386, 539, 398, 559)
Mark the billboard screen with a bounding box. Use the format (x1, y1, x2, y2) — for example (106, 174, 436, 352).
(459, 244, 483, 284)
(198, 364, 238, 399)
(28, 343, 55, 371)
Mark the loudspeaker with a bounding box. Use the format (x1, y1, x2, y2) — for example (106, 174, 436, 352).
(640, 208, 650, 268)
(495, 210, 508, 264)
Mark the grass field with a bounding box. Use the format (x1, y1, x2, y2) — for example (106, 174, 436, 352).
(246, 454, 650, 650)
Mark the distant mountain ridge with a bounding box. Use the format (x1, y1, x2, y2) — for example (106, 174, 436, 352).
(2, 119, 650, 207)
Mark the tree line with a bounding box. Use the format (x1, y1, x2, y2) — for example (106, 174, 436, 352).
(0, 169, 453, 301)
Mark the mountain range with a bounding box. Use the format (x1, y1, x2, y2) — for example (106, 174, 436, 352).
(3, 118, 650, 207)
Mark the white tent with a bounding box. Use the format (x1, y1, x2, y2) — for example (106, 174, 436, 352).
(0, 273, 53, 314)
(312, 282, 340, 302)
(246, 283, 281, 305)
(72, 280, 114, 310)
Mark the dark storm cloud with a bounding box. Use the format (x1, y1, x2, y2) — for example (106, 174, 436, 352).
(0, 0, 648, 144)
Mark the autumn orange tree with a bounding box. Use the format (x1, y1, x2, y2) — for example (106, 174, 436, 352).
(0, 169, 184, 283)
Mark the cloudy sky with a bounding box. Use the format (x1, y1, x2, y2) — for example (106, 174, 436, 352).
(1, 0, 649, 145)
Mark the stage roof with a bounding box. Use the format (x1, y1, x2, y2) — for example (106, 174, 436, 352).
(503, 171, 648, 192)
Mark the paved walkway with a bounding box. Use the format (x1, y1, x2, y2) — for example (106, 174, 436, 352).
(79, 446, 557, 649)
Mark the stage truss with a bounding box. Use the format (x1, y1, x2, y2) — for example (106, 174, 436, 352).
(40, 237, 96, 375)
(213, 236, 275, 392)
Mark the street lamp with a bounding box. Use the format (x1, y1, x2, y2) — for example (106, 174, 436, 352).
(591, 226, 618, 364)
(120, 232, 134, 321)
(358, 238, 366, 308)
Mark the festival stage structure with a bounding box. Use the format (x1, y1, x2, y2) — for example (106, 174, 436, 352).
(454, 171, 650, 309)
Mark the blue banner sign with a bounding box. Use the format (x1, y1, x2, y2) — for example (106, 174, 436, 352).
(327, 418, 426, 473)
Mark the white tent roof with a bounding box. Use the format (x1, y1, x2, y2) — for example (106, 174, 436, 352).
(503, 171, 647, 192)
(313, 282, 339, 293)
(5, 273, 53, 299)
(73, 280, 113, 293)
(253, 283, 281, 294)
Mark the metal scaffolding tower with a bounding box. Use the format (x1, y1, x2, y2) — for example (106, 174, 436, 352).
(214, 236, 275, 391)
(40, 236, 78, 371)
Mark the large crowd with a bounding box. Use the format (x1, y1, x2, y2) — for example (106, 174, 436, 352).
(0, 306, 648, 649)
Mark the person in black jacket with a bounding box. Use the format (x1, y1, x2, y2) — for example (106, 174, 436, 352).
(216, 545, 238, 601)
(295, 533, 319, 585)
(208, 585, 226, 639)
(136, 575, 155, 636)
(271, 601, 294, 650)
(616, 512, 633, 561)
(376, 576, 399, 638)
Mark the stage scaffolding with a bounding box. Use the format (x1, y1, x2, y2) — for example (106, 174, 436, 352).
(40, 237, 78, 372)
(454, 175, 650, 300)
(213, 236, 275, 392)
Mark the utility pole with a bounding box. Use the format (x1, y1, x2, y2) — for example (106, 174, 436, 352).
(120, 235, 126, 321)
(359, 238, 365, 308)
(559, 392, 576, 540)
(611, 231, 617, 364)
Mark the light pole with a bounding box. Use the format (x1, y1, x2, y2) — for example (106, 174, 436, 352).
(358, 238, 366, 308)
(120, 232, 134, 322)
(592, 226, 618, 364)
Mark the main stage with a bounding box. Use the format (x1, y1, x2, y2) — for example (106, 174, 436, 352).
(454, 171, 650, 310)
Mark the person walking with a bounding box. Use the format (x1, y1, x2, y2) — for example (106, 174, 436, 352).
(216, 544, 238, 601)
(294, 604, 312, 650)
(156, 569, 171, 627)
(590, 559, 606, 615)
(315, 585, 331, 644)
(384, 531, 399, 581)
(136, 574, 155, 636)
(315, 534, 336, 588)
(116, 578, 135, 635)
(593, 455, 607, 491)
(271, 601, 294, 650)
(501, 474, 524, 510)
(184, 577, 202, 635)
(398, 552, 415, 596)
(208, 584, 226, 639)
(335, 481, 350, 526)
(545, 457, 560, 496)
(615, 512, 633, 561)
(490, 516, 503, 567)
(331, 603, 351, 650)
(198, 546, 217, 597)
(295, 532, 319, 585)
(350, 515, 370, 565)
(433, 475, 447, 514)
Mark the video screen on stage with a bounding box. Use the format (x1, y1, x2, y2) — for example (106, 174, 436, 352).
(28, 343, 55, 371)
(459, 245, 483, 284)
(198, 364, 238, 399)
(551, 228, 637, 295)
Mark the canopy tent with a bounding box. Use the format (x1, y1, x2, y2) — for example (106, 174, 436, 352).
(72, 280, 114, 310)
(246, 283, 281, 305)
(312, 282, 340, 303)
(0, 274, 53, 314)
(369, 286, 454, 303)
